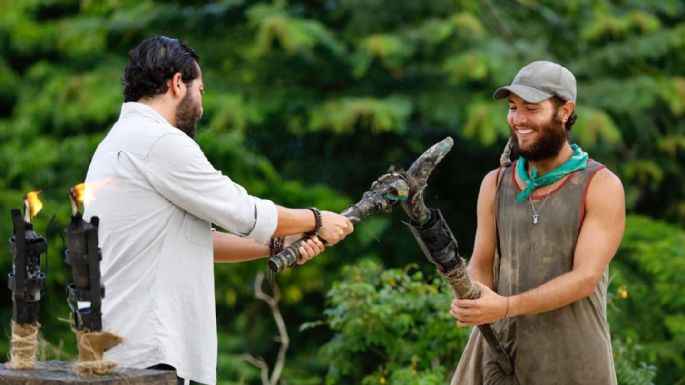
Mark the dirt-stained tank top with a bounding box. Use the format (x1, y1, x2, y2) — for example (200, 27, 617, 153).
(486, 159, 617, 385)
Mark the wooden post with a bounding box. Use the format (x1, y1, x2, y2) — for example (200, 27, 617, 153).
(0, 361, 176, 385)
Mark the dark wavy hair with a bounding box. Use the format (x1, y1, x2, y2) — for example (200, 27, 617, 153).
(551, 96, 578, 131)
(122, 36, 200, 102)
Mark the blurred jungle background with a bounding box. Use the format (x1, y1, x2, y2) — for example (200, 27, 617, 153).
(1, 0, 684, 384)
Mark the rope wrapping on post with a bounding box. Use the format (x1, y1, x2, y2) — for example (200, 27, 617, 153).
(74, 330, 123, 376)
(6, 321, 39, 370)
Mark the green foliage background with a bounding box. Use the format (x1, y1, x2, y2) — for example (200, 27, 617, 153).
(0, 1, 684, 384)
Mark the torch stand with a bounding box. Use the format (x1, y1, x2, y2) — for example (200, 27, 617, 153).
(0, 361, 177, 385)
(7, 208, 47, 369)
(64, 213, 122, 376)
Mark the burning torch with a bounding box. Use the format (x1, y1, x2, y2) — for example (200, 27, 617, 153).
(65, 183, 105, 332)
(8, 191, 47, 324)
(6, 191, 47, 369)
(65, 182, 122, 376)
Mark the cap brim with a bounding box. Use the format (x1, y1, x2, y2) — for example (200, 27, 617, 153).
(493, 84, 553, 104)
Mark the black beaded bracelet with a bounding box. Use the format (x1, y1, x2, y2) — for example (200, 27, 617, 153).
(305, 207, 322, 238)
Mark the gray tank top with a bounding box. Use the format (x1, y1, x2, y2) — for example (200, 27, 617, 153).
(486, 159, 617, 385)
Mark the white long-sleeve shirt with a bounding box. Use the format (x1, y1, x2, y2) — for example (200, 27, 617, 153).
(84, 102, 277, 385)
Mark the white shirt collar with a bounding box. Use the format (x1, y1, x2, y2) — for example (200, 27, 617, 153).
(120, 102, 173, 128)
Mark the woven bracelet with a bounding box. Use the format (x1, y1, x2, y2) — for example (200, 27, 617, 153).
(305, 207, 322, 237)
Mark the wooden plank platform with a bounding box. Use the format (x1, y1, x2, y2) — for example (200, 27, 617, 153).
(0, 361, 176, 385)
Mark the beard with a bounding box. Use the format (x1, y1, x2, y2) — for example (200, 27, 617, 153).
(511, 112, 568, 162)
(175, 91, 202, 139)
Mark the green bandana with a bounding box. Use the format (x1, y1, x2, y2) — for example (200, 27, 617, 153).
(516, 144, 588, 202)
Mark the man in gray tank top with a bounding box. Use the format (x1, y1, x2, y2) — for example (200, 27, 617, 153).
(449, 61, 625, 385)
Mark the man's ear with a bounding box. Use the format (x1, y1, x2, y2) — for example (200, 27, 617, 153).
(168, 72, 186, 99)
(559, 101, 575, 122)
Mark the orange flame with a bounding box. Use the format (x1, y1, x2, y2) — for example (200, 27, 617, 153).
(71, 182, 96, 205)
(71, 180, 112, 205)
(72, 183, 87, 204)
(25, 190, 43, 220)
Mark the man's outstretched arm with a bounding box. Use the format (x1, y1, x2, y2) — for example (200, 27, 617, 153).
(272, 206, 353, 245)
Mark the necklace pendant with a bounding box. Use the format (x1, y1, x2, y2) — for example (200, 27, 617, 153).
(533, 214, 539, 225)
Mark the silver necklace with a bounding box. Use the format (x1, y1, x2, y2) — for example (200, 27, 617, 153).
(528, 181, 558, 225)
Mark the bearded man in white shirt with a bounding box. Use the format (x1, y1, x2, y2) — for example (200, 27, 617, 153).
(84, 35, 353, 385)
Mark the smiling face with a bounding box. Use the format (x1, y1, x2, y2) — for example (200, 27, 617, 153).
(508, 94, 569, 162)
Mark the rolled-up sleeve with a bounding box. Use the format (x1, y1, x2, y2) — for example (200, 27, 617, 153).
(142, 132, 277, 244)
(248, 198, 278, 244)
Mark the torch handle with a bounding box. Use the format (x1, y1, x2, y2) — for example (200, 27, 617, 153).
(268, 209, 360, 273)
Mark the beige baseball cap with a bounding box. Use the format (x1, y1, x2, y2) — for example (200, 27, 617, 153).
(493, 61, 576, 103)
